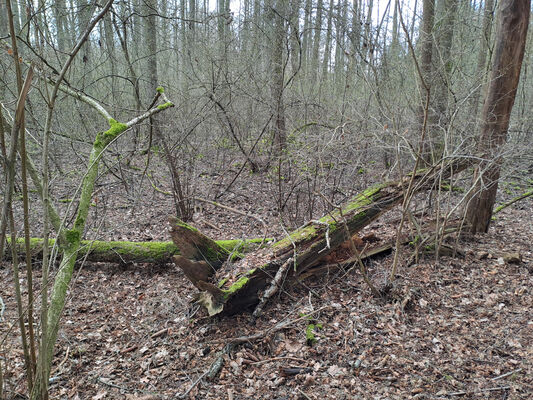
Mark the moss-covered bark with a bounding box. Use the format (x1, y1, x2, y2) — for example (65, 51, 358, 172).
(6, 237, 266, 264)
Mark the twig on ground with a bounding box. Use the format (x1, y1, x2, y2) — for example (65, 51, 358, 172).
(50, 346, 70, 377)
(0, 296, 4, 322)
(177, 343, 234, 399)
(491, 368, 522, 381)
(253, 257, 293, 319)
(183, 307, 328, 396)
(177, 370, 209, 399)
(96, 377, 131, 391)
(251, 356, 305, 365)
(206, 343, 233, 381)
(447, 386, 511, 396)
(297, 388, 313, 399)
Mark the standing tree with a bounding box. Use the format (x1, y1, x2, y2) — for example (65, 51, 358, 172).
(418, 0, 435, 162)
(465, 0, 530, 233)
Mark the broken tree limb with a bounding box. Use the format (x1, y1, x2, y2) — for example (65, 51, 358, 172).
(183, 159, 468, 316)
(168, 217, 255, 288)
(493, 187, 533, 215)
(5, 237, 266, 265)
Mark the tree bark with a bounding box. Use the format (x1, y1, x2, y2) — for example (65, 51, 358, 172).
(465, 0, 530, 233)
(469, 0, 495, 120)
(432, 0, 458, 159)
(418, 0, 435, 161)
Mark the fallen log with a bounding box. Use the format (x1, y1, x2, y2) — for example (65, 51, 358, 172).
(5, 236, 266, 265)
(172, 160, 469, 316)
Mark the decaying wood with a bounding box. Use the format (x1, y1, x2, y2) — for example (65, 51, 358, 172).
(174, 160, 468, 317)
(169, 217, 244, 289)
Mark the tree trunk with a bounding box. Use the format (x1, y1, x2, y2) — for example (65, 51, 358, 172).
(7, 236, 265, 265)
(465, 0, 530, 233)
(180, 159, 468, 316)
(270, 0, 288, 156)
(469, 0, 495, 120)
(321, 0, 334, 83)
(418, 0, 435, 161)
(432, 0, 458, 159)
(311, 0, 323, 81)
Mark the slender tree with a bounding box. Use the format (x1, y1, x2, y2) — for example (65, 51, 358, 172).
(470, 0, 496, 120)
(418, 0, 435, 161)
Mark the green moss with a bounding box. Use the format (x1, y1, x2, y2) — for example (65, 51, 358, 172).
(218, 278, 229, 288)
(305, 322, 323, 345)
(223, 276, 249, 297)
(205, 246, 230, 261)
(157, 101, 173, 110)
(94, 119, 128, 149)
(65, 229, 81, 244)
(81, 240, 177, 259)
(172, 219, 199, 233)
(73, 216, 85, 232)
(8, 237, 56, 249)
(273, 184, 386, 252)
(106, 119, 128, 138)
(272, 224, 318, 251)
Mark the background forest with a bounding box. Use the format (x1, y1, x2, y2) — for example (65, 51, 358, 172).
(1, 0, 531, 229)
(0, 0, 532, 399)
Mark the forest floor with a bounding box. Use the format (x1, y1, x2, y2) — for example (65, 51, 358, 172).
(1, 165, 532, 400)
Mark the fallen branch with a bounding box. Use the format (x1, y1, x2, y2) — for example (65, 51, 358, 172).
(448, 386, 511, 396)
(6, 236, 267, 265)
(182, 159, 469, 316)
(493, 188, 533, 214)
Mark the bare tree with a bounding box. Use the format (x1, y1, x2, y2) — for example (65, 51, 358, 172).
(465, 0, 530, 233)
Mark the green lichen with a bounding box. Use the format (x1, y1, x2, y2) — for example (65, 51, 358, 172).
(157, 101, 173, 110)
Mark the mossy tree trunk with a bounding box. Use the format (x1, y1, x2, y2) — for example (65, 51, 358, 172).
(180, 160, 468, 317)
(30, 93, 174, 399)
(7, 237, 264, 265)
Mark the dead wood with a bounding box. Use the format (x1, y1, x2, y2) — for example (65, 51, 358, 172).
(5, 236, 264, 265)
(175, 160, 468, 317)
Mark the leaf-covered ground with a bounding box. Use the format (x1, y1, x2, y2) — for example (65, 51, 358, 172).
(1, 175, 532, 399)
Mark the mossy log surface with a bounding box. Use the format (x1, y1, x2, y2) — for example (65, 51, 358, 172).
(6, 237, 265, 265)
(187, 160, 468, 316)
